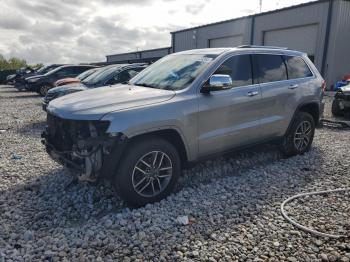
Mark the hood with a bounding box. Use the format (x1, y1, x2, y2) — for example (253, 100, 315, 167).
(55, 77, 80, 86)
(48, 83, 87, 94)
(25, 74, 44, 81)
(340, 84, 350, 93)
(48, 84, 176, 120)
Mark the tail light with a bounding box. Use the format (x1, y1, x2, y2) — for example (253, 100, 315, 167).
(321, 80, 326, 92)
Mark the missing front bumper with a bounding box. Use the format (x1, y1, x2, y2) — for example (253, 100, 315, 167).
(41, 129, 118, 181)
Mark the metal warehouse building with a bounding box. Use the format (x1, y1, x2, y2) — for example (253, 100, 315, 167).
(106, 0, 350, 88)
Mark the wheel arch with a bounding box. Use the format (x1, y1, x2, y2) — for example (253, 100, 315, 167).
(298, 102, 320, 125)
(295, 101, 320, 124)
(127, 128, 189, 166)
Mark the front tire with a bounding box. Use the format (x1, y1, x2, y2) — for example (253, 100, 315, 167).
(281, 112, 315, 157)
(331, 99, 343, 117)
(39, 84, 51, 96)
(113, 137, 181, 207)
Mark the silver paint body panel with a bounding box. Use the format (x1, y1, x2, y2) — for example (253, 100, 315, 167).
(48, 47, 324, 162)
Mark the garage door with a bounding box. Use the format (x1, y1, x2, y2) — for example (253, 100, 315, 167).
(264, 24, 318, 61)
(209, 35, 243, 48)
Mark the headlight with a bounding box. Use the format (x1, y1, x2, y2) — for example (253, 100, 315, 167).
(55, 92, 65, 98)
(63, 90, 80, 96)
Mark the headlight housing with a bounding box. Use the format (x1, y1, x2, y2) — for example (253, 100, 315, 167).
(59, 90, 80, 97)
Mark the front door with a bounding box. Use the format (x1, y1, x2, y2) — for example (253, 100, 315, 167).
(197, 54, 262, 157)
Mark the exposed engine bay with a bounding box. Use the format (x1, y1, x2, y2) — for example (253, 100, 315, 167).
(42, 113, 118, 182)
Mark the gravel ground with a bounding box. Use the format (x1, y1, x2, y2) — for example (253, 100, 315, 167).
(0, 85, 349, 261)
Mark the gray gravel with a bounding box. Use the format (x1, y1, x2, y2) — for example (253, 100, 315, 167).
(0, 85, 349, 261)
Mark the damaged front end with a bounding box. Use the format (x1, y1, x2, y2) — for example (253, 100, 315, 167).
(41, 113, 124, 182)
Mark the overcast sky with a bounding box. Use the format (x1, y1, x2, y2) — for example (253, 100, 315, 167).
(0, 0, 314, 64)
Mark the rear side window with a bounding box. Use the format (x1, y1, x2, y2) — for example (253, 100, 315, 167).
(73, 67, 90, 74)
(213, 54, 253, 89)
(283, 56, 313, 79)
(254, 54, 287, 84)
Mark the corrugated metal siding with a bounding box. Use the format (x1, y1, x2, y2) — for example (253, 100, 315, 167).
(253, 1, 329, 71)
(141, 48, 171, 59)
(173, 30, 197, 52)
(263, 24, 319, 55)
(107, 48, 171, 63)
(173, 18, 252, 52)
(325, 0, 350, 86)
(107, 53, 140, 63)
(209, 35, 243, 48)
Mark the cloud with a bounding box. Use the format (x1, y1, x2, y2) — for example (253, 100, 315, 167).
(0, 0, 175, 64)
(185, 3, 206, 15)
(0, 14, 32, 30)
(0, 0, 305, 64)
(100, 0, 154, 6)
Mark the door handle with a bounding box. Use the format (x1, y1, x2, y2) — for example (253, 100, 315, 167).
(247, 91, 259, 97)
(288, 84, 299, 89)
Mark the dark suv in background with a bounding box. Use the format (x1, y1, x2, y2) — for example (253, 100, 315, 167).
(15, 64, 63, 90)
(25, 65, 98, 96)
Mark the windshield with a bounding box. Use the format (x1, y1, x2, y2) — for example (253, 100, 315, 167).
(44, 66, 65, 76)
(82, 66, 120, 85)
(77, 68, 97, 80)
(36, 66, 47, 73)
(130, 54, 217, 90)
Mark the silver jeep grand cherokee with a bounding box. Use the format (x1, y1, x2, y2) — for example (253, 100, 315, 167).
(42, 46, 325, 206)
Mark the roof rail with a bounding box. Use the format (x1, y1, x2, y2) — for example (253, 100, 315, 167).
(238, 45, 288, 50)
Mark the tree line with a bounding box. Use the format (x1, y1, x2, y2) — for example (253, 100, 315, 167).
(0, 54, 42, 70)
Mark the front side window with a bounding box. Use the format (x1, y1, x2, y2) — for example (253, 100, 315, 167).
(212, 54, 253, 91)
(130, 54, 217, 90)
(254, 54, 287, 84)
(283, 56, 313, 79)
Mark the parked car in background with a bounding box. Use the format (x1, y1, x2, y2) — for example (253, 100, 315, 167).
(334, 73, 350, 90)
(42, 63, 147, 110)
(15, 64, 64, 90)
(43, 47, 324, 206)
(54, 67, 100, 87)
(25, 65, 98, 96)
(0, 69, 16, 84)
(6, 74, 16, 84)
(11, 66, 36, 85)
(332, 83, 350, 117)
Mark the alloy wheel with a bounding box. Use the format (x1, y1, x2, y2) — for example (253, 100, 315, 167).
(40, 85, 50, 96)
(132, 151, 173, 198)
(293, 120, 312, 151)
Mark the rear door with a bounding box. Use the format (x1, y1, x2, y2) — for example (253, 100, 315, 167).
(252, 54, 305, 138)
(197, 54, 262, 157)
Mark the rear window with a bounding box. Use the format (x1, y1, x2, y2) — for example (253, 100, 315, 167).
(283, 56, 313, 79)
(254, 54, 287, 84)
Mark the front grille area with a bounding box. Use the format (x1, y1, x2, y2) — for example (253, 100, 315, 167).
(46, 113, 109, 152)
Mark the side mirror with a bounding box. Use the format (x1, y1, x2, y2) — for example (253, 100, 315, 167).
(201, 74, 232, 94)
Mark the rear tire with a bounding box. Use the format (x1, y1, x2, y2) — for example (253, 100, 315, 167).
(331, 99, 343, 117)
(280, 112, 315, 157)
(113, 137, 181, 207)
